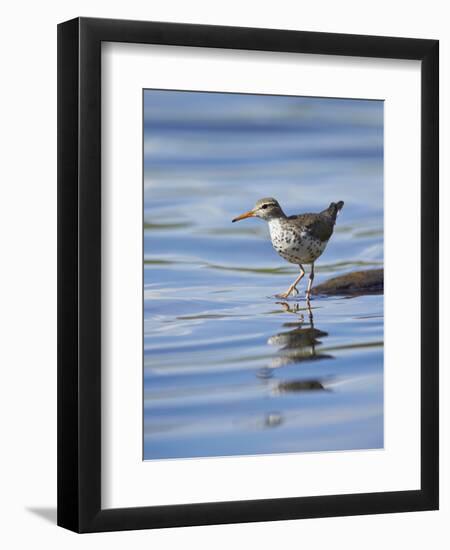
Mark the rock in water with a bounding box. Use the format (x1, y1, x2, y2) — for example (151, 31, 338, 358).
(312, 268, 383, 296)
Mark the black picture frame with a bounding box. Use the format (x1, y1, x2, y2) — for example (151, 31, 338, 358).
(57, 16, 439, 533)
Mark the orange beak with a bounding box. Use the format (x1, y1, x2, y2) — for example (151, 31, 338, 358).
(232, 210, 255, 223)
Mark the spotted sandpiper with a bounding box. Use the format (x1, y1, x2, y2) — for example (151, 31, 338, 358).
(232, 197, 344, 300)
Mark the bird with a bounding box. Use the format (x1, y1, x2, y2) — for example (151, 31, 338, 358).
(232, 197, 344, 300)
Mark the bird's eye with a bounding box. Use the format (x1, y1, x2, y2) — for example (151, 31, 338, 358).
(261, 204, 268, 210)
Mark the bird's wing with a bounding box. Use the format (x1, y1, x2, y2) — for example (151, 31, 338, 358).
(287, 213, 335, 242)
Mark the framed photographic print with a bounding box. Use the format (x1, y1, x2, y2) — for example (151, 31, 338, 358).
(57, 17, 439, 532)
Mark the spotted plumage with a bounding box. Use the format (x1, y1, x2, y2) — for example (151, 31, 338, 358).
(269, 218, 328, 265)
(232, 197, 344, 299)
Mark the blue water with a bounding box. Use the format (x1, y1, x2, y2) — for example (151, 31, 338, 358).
(143, 90, 384, 460)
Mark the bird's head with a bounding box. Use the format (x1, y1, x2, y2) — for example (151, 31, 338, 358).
(232, 197, 285, 222)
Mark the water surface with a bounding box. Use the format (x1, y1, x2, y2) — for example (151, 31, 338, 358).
(143, 91, 384, 459)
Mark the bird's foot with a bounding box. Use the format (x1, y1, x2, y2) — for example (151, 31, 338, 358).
(275, 286, 298, 299)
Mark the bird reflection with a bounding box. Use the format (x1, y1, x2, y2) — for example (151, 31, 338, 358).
(268, 302, 332, 368)
(255, 303, 333, 429)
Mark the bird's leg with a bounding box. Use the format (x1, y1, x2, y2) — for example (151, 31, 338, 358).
(276, 265, 305, 298)
(305, 263, 315, 303)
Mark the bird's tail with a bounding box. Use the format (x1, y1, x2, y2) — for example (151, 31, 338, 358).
(322, 201, 344, 220)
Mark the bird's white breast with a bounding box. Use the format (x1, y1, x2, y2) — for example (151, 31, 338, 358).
(268, 218, 327, 264)
(268, 218, 285, 243)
